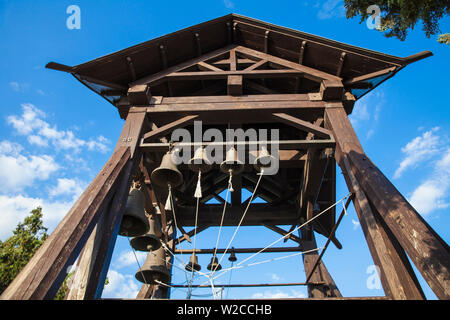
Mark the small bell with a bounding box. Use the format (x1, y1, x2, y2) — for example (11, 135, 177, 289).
(130, 216, 162, 251)
(207, 256, 222, 271)
(151, 151, 184, 188)
(189, 147, 212, 173)
(228, 247, 237, 262)
(135, 247, 171, 285)
(119, 188, 150, 237)
(185, 253, 201, 272)
(254, 146, 275, 173)
(220, 147, 244, 175)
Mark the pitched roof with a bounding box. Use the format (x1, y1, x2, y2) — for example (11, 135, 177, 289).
(46, 13, 432, 108)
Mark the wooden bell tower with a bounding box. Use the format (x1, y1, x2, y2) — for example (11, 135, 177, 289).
(2, 14, 449, 300)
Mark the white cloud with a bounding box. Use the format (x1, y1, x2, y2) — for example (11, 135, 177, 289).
(49, 178, 85, 199)
(0, 140, 23, 156)
(7, 103, 110, 153)
(317, 0, 345, 20)
(351, 219, 360, 230)
(252, 289, 307, 299)
(0, 150, 59, 192)
(223, 0, 234, 9)
(9, 81, 29, 92)
(102, 269, 139, 299)
(0, 194, 73, 240)
(409, 148, 450, 215)
(115, 250, 147, 269)
(27, 135, 48, 147)
(394, 127, 441, 179)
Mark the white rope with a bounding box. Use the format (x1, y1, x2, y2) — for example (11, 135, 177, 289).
(187, 195, 201, 298)
(209, 187, 231, 275)
(211, 171, 264, 278)
(196, 193, 351, 287)
(127, 237, 149, 285)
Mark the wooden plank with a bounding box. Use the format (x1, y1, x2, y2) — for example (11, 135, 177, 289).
(164, 69, 304, 82)
(344, 67, 397, 86)
(243, 59, 268, 71)
(300, 229, 341, 298)
(176, 246, 306, 254)
(227, 75, 243, 95)
(197, 61, 223, 72)
(141, 115, 198, 143)
(325, 103, 449, 299)
(0, 147, 131, 300)
(272, 113, 331, 138)
(235, 45, 342, 82)
(156, 93, 312, 104)
(140, 139, 335, 153)
(128, 85, 151, 105)
(114, 111, 147, 158)
(131, 44, 237, 86)
(66, 158, 136, 300)
(340, 156, 425, 299)
(262, 224, 302, 245)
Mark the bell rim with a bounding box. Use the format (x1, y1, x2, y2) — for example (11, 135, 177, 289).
(150, 167, 184, 188)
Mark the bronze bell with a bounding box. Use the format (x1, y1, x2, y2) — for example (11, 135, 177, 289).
(207, 256, 222, 271)
(220, 147, 244, 175)
(130, 216, 162, 251)
(185, 253, 201, 272)
(119, 188, 150, 237)
(151, 151, 183, 188)
(228, 247, 237, 262)
(254, 146, 275, 173)
(135, 247, 171, 285)
(188, 147, 212, 173)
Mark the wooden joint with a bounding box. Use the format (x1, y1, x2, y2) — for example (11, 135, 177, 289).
(320, 80, 344, 101)
(128, 85, 151, 105)
(227, 75, 243, 96)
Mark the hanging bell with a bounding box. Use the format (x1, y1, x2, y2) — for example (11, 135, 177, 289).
(130, 216, 162, 251)
(119, 188, 150, 237)
(189, 147, 212, 173)
(151, 151, 184, 188)
(185, 253, 201, 272)
(254, 146, 275, 173)
(207, 256, 222, 271)
(228, 247, 237, 262)
(220, 147, 244, 175)
(135, 247, 171, 285)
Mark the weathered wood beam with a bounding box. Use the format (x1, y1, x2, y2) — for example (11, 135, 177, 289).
(262, 224, 302, 245)
(140, 139, 335, 153)
(243, 59, 268, 71)
(336, 52, 346, 77)
(0, 147, 131, 300)
(227, 75, 243, 96)
(176, 246, 305, 254)
(319, 80, 344, 101)
(141, 115, 198, 143)
(325, 103, 449, 299)
(235, 45, 341, 83)
(165, 69, 304, 81)
(300, 229, 342, 298)
(197, 61, 223, 72)
(272, 113, 332, 138)
(298, 40, 307, 65)
(344, 66, 397, 87)
(341, 156, 425, 299)
(128, 85, 151, 105)
(131, 45, 236, 86)
(175, 225, 210, 245)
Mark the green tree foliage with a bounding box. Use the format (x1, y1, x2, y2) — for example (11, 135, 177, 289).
(344, 0, 450, 42)
(0, 207, 48, 294)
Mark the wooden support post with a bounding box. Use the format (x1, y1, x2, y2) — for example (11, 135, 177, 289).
(0, 147, 131, 300)
(65, 111, 147, 300)
(300, 229, 342, 298)
(325, 103, 449, 299)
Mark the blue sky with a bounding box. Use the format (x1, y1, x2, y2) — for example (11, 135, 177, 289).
(0, 0, 449, 300)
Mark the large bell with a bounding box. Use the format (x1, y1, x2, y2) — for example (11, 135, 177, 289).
(151, 152, 183, 188)
(207, 256, 222, 271)
(220, 147, 244, 175)
(119, 188, 150, 237)
(135, 247, 171, 284)
(130, 216, 162, 251)
(254, 146, 276, 173)
(228, 247, 237, 262)
(189, 147, 212, 173)
(185, 253, 201, 272)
